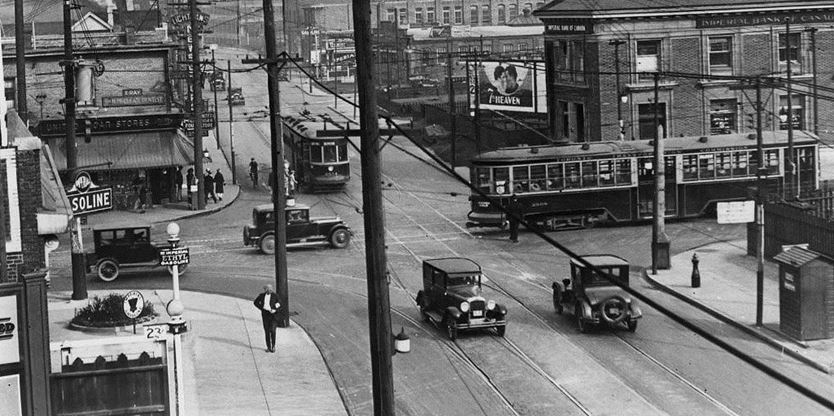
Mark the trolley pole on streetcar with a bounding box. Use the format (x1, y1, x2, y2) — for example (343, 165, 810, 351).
(353, 0, 396, 413)
(247, 0, 290, 328)
(651, 72, 671, 273)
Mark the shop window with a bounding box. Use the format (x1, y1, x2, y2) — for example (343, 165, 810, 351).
(530, 164, 546, 192)
(497, 4, 505, 23)
(710, 99, 737, 134)
(638, 103, 666, 140)
(709, 36, 732, 74)
(547, 163, 563, 190)
(636, 40, 660, 81)
(779, 94, 804, 130)
(482, 5, 491, 24)
(512, 166, 529, 193)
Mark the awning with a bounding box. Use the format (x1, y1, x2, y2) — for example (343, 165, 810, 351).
(47, 130, 195, 171)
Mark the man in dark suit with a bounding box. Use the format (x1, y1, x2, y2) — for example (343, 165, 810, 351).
(253, 284, 280, 352)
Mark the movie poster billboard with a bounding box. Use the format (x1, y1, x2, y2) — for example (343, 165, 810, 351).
(469, 60, 546, 113)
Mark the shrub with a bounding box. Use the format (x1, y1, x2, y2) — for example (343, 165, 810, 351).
(71, 293, 157, 328)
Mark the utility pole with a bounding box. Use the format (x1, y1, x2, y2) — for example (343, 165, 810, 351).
(189, 0, 206, 210)
(785, 17, 797, 200)
(260, 0, 289, 328)
(15, 0, 28, 123)
(227, 60, 236, 185)
(64, 0, 86, 300)
(353, 0, 395, 414)
(447, 36, 456, 168)
(211, 48, 221, 149)
(755, 76, 766, 327)
(0, 168, 7, 282)
(651, 72, 670, 273)
(473, 49, 481, 154)
(609, 39, 625, 140)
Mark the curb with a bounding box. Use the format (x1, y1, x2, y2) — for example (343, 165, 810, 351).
(149, 185, 242, 226)
(642, 269, 832, 374)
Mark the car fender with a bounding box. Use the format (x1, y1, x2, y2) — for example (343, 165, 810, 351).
(577, 298, 593, 320)
(629, 302, 643, 319)
(259, 231, 275, 240)
(444, 306, 462, 322)
(494, 303, 507, 316)
(416, 291, 426, 308)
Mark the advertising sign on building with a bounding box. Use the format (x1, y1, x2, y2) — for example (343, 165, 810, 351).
(66, 171, 113, 215)
(717, 200, 755, 224)
(469, 61, 546, 113)
(0, 295, 20, 366)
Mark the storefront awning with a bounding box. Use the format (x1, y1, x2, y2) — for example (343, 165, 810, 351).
(47, 130, 195, 171)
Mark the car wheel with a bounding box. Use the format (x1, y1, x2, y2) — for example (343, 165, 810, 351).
(575, 304, 588, 333)
(552, 288, 563, 314)
(627, 320, 638, 332)
(167, 263, 189, 276)
(97, 259, 120, 282)
(496, 326, 506, 337)
(445, 319, 458, 341)
(260, 235, 276, 254)
(600, 296, 627, 324)
(329, 228, 350, 249)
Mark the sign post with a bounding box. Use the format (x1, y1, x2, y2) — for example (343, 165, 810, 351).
(66, 172, 114, 300)
(123, 290, 145, 334)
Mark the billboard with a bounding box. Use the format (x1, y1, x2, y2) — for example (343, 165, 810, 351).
(469, 60, 546, 113)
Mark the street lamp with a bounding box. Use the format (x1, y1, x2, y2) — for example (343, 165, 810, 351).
(165, 222, 186, 416)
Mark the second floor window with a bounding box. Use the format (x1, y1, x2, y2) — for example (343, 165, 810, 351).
(415, 8, 423, 25)
(470, 5, 479, 24)
(509, 4, 518, 21)
(482, 5, 492, 24)
(455, 6, 463, 24)
(709, 36, 732, 74)
(399, 8, 407, 23)
(498, 4, 506, 23)
(386, 8, 396, 22)
(638, 103, 667, 140)
(443, 7, 450, 24)
(636, 40, 661, 81)
(710, 99, 737, 134)
(427, 7, 435, 23)
(555, 39, 585, 84)
(779, 32, 801, 72)
(779, 94, 805, 130)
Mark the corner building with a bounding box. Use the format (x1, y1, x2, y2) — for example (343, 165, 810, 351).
(534, 0, 834, 143)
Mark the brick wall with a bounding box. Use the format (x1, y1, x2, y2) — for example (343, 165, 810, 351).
(15, 148, 45, 275)
(670, 36, 703, 137)
(741, 32, 772, 75)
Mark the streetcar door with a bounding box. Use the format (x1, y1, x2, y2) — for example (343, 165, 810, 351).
(636, 156, 677, 218)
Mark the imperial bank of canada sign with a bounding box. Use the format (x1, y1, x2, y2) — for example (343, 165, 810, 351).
(696, 11, 834, 28)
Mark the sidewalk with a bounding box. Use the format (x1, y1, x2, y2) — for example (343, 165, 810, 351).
(644, 240, 834, 373)
(48, 290, 347, 416)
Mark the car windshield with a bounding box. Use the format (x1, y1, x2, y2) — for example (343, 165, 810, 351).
(447, 274, 480, 286)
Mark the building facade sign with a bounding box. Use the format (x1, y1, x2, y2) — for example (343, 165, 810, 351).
(101, 94, 166, 107)
(696, 12, 834, 29)
(544, 23, 593, 34)
(470, 61, 547, 113)
(0, 295, 20, 366)
(35, 114, 183, 137)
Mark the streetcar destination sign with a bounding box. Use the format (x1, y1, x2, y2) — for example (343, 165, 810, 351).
(159, 247, 190, 266)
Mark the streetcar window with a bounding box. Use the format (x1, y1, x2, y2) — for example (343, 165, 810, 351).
(716, 152, 732, 178)
(798, 147, 815, 171)
(547, 164, 563, 190)
(581, 161, 598, 187)
(732, 152, 748, 177)
(698, 154, 715, 180)
(310, 144, 323, 163)
(323, 145, 338, 162)
(766, 150, 780, 175)
(512, 166, 530, 193)
(475, 168, 491, 193)
(637, 158, 653, 181)
(494, 167, 510, 194)
(748, 153, 759, 176)
(682, 155, 698, 181)
(338, 143, 348, 162)
(598, 160, 614, 186)
(530, 164, 546, 192)
(666, 156, 676, 180)
(615, 159, 632, 185)
(565, 163, 581, 188)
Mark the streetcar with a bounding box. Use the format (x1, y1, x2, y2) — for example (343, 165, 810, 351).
(467, 131, 819, 229)
(282, 115, 351, 193)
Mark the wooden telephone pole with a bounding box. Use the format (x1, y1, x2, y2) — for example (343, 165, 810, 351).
(189, 0, 206, 210)
(651, 72, 670, 272)
(353, 0, 396, 413)
(755, 76, 766, 326)
(447, 36, 457, 168)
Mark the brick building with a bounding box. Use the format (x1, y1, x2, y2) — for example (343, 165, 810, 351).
(535, 0, 834, 143)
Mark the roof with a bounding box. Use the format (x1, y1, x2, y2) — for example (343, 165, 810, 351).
(92, 224, 151, 231)
(423, 257, 482, 274)
(534, 0, 834, 19)
(254, 203, 310, 212)
(407, 25, 543, 41)
(570, 255, 629, 268)
(472, 131, 819, 164)
(773, 246, 833, 267)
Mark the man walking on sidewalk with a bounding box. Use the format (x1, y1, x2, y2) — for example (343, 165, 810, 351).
(253, 285, 280, 352)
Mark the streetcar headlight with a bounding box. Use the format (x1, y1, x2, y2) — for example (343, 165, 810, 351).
(328, 166, 334, 172)
(460, 301, 470, 312)
(487, 300, 496, 310)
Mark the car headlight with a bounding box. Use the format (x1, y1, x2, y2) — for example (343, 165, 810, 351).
(487, 300, 496, 310)
(460, 301, 470, 312)
(328, 166, 334, 172)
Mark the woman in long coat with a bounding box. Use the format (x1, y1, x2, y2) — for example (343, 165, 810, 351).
(214, 169, 225, 201)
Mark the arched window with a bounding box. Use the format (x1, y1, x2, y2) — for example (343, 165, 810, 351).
(523, 3, 533, 14)
(508, 4, 518, 21)
(482, 5, 492, 24)
(497, 4, 506, 23)
(470, 5, 479, 24)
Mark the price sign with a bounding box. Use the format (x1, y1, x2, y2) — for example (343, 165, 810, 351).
(160, 247, 190, 266)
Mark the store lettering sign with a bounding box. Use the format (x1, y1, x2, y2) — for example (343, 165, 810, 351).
(697, 12, 834, 28)
(35, 114, 183, 137)
(0, 295, 20, 366)
(101, 94, 165, 107)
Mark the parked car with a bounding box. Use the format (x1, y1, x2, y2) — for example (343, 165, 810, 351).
(416, 257, 507, 340)
(552, 255, 642, 332)
(243, 204, 351, 254)
(228, 87, 245, 106)
(87, 225, 188, 282)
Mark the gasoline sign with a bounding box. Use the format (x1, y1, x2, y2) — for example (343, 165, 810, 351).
(66, 171, 113, 215)
(123, 291, 145, 319)
(159, 247, 190, 266)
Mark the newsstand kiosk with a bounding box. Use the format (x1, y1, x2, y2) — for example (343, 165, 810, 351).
(773, 246, 834, 341)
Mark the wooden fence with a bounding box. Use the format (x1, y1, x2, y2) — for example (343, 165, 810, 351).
(51, 352, 169, 416)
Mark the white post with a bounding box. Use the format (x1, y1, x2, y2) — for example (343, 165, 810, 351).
(166, 222, 185, 415)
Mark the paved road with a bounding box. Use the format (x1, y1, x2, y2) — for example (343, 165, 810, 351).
(49, 49, 834, 415)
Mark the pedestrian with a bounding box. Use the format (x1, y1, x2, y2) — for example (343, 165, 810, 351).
(253, 284, 280, 353)
(508, 194, 521, 243)
(186, 168, 195, 204)
(249, 158, 259, 189)
(204, 170, 217, 203)
(132, 173, 147, 212)
(214, 169, 225, 201)
(175, 166, 184, 202)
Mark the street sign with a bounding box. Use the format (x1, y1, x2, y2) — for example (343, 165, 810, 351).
(159, 247, 190, 266)
(717, 200, 755, 224)
(66, 171, 113, 215)
(123, 290, 145, 319)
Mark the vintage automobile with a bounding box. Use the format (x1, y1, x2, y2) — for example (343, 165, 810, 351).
(87, 226, 188, 282)
(243, 203, 351, 254)
(416, 257, 507, 340)
(552, 255, 642, 332)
